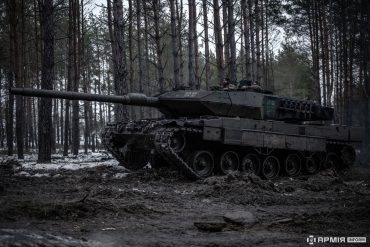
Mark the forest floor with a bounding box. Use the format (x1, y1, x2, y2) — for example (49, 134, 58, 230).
(0, 152, 369, 247)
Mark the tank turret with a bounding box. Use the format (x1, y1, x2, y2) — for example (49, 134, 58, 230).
(10, 87, 333, 122)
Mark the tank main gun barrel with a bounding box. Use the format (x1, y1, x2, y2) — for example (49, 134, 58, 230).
(10, 88, 160, 107)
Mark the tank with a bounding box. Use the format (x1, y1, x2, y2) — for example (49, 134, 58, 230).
(10, 87, 362, 180)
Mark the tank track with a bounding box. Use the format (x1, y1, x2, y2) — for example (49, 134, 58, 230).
(101, 122, 144, 170)
(102, 122, 205, 180)
(102, 121, 356, 180)
(154, 127, 203, 180)
(151, 126, 354, 180)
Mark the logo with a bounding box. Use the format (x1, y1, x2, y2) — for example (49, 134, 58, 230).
(307, 235, 315, 245)
(306, 235, 366, 245)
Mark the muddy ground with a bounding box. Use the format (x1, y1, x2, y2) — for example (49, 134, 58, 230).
(0, 154, 369, 247)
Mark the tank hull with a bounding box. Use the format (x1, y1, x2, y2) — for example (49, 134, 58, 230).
(102, 117, 361, 180)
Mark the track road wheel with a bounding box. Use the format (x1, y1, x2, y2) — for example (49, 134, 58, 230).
(262, 156, 280, 179)
(341, 146, 356, 167)
(241, 154, 261, 175)
(189, 150, 214, 178)
(304, 154, 321, 174)
(169, 132, 186, 153)
(284, 154, 301, 177)
(324, 152, 341, 171)
(219, 151, 239, 174)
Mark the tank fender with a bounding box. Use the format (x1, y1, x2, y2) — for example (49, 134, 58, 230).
(161, 120, 185, 127)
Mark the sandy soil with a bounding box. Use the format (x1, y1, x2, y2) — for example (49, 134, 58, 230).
(0, 154, 369, 247)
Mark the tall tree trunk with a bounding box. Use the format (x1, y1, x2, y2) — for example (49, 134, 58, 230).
(32, 97, 37, 147)
(51, 98, 56, 153)
(188, 0, 195, 88)
(362, 0, 369, 149)
(227, 0, 237, 83)
(80, 0, 89, 155)
(313, 1, 321, 103)
(202, 0, 210, 89)
(31, 0, 39, 149)
(112, 0, 128, 120)
(264, 0, 270, 90)
(241, 0, 251, 81)
(213, 0, 224, 85)
(255, 0, 261, 84)
(106, 70, 112, 123)
(348, 19, 355, 126)
(64, 0, 74, 156)
(71, 0, 80, 156)
(6, 69, 14, 156)
(38, 0, 54, 163)
(176, 0, 184, 83)
(192, 0, 200, 89)
(83, 80, 89, 155)
(334, 27, 340, 122)
(55, 102, 58, 145)
(143, 1, 150, 87)
(89, 82, 95, 152)
(152, 0, 165, 93)
(170, 0, 180, 88)
(60, 78, 64, 146)
(21, 0, 28, 153)
(136, 0, 144, 118)
(128, 0, 135, 119)
(9, 0, 24, 159)
(0, 70, 3, 148)
(260, 0, 265, 87)
(6, 0, 15, 156)
(318, 4, 326, 106)
(107, 0, 114, 46)
(323, 3, 331, 106)
(327, 0, 334, 108)
(248, 0, 256, 82)
(222, 0, 229, 79)
(341, 0, 349, 124)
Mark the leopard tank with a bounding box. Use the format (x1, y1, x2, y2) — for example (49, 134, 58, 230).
(11, 86, 362, 180)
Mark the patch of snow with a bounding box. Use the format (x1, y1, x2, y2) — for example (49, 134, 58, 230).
(201, 199, 211, 203)
(101, 228, 116, 231)
(15, 171, 51, 178)
(132, 188, 146, 193)
(9, 152, 131, 176)
(113, 173, 129, 179)
(33, 173, 50, 177)
(16, 171, 31, 177)
(20, 157, 120, 172)
(174, 190, 194, 195)
(0, 228, 94, 246)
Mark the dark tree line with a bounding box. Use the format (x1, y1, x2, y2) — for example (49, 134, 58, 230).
(285, 0, 369, 127)
(0, 0, 368, 161)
